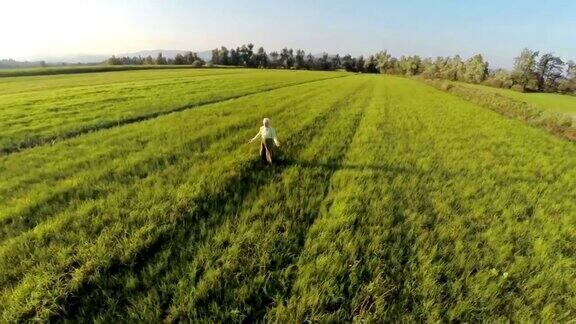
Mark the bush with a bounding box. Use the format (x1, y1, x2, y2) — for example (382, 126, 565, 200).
(502, 79, 514, 89)
(192, 60, 204, 67)
(440, 82, 453, 91)
(510, 84, 525, 92)
(482, 78, 503, 88)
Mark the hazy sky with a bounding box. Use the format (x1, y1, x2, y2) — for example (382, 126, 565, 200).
(2, 0, 575, 68)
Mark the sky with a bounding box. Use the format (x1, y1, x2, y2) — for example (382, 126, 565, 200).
(1, 0, 575, 68)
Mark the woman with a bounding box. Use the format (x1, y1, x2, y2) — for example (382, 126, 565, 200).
(249, 117, 280, 164)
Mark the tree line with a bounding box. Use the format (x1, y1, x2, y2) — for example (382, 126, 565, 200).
(106, 52, 205, 67)
(375, 49, 575, 94)
(105, 45, 576, 95)
(210, 44, 575, 94)
(210, 43, 379, 72)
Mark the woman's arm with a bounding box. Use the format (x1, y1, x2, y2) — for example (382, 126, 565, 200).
(248, 128, 261, 143)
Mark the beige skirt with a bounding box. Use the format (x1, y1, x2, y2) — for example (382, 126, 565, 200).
(260, 138, 275, 164)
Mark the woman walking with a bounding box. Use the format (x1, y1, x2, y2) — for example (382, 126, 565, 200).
(249, 117, 280, 164)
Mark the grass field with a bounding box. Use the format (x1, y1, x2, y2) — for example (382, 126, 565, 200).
(0, 69, 344, 154)
(459, 82, 576, 118)
(0, 69, 575, 322)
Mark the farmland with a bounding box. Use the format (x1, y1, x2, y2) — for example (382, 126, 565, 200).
(0, 69, 575, 322)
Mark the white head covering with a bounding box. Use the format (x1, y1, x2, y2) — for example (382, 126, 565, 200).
(263, 118, 270, 126)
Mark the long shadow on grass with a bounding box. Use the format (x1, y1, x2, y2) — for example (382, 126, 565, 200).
(49, 83, 358, 323)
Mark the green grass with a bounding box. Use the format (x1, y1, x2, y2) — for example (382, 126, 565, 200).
(459, 82, 576, 118)
(0, 68, 345, 153)
(0, 70, 574, 322)
(0, 64, 231, 78)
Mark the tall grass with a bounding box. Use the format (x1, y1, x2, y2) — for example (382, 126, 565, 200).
(0, 76, 365, 321)
(0, 72, 574, 322)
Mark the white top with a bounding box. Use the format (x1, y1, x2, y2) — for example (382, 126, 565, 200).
(250, 126, 280, 146)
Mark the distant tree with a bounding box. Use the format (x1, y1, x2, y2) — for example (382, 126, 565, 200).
(183, 51, 195, 65)
(254, 47, 268, 68)
(287, 48, 295, 68)
(355, 56, 365, 73)
(376, 50, 393, 73)
(364, 55, 378, 73)
(463, 54, 488, 83)
(436, 56, 464, 81)
(107, 55, 120, 65)
(565, 61, 576, 93)
(330, 54, 341, 70)
(451, 55, 466, 80)
(398, 55, 422, 76)
(294, 49, 306, 69)
(155, 52, 167, 65)
(318, 53, 331, 70)
(220, 46, 229, 65)
(422, 57, 440, 78)
(556, 60, 575, 93)
(247, 43, 255, 66)
(236, 45, 252, 66)
(144, 55, 154, 65)
(174, 53, 186, 65)
(211, 48, 220, 64)
(280, 48, 295, 69)
(238, 44, 255, 67)
(341, 54, 354, 71)
(536, 53, 564, 91)
(567, 60, 576, 80)
(513, 48, 539, 91)
(269, 51, 280, 68)
(305, 53, 315, 69)
(229, 49, 240, 66)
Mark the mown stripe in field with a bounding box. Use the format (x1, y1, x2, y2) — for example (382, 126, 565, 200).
(0, 73, 349, 156)
(272, 78, 424, 321)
